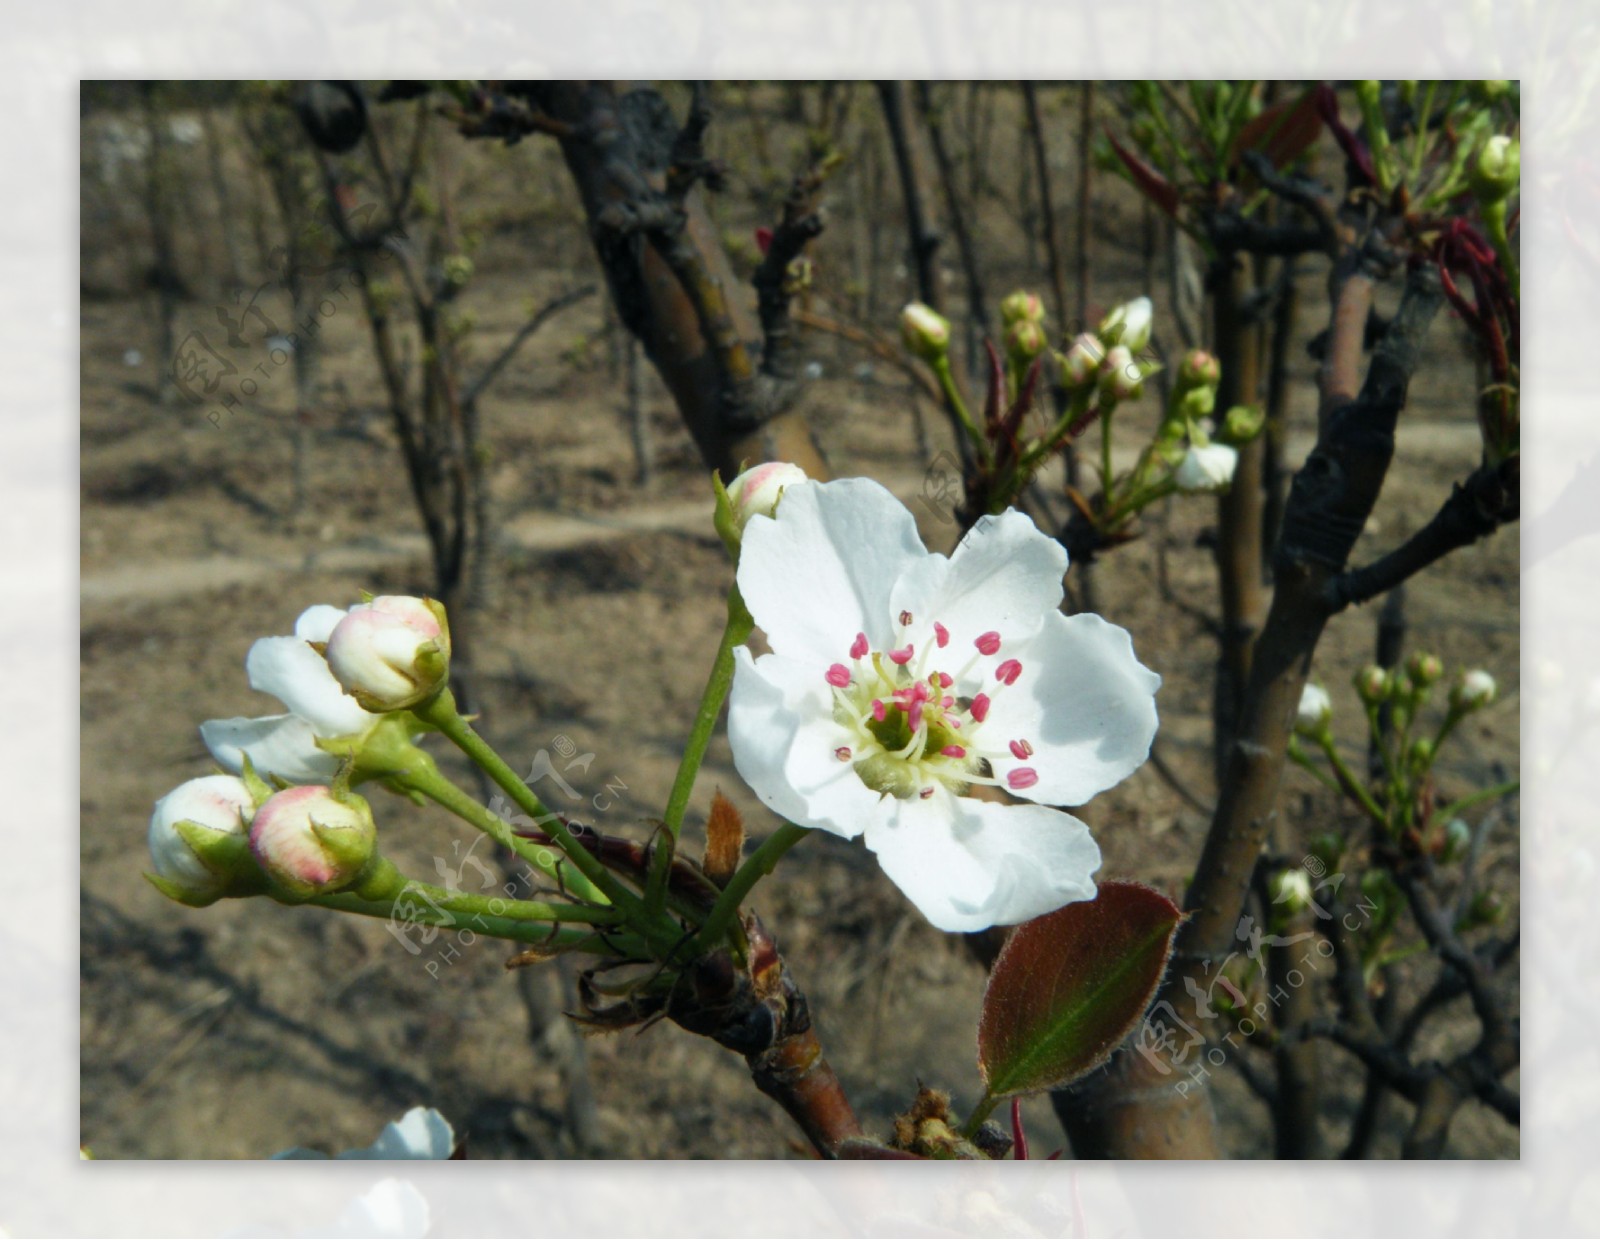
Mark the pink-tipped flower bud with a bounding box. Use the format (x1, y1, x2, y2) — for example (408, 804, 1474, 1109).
(1354, 665, 1394, 706)
(146, 775, 258, 905)
(325, 595, 451, 712)
(1179, 348, 1221, 390)
(250, 785, 377, 901)
(724, 461, 808, 534)
(1097, 295, 1153, 353)
(1405, 652, 1444, 688)
(1059, 332, 1105, 388)
(999, 290, 1046, 326)
(1173, 442, 1238, 493)
(901, 302, 951, 363)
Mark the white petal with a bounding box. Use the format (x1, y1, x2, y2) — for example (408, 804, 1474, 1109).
(736, 478, 927, 664)
(247, 636, 373, 737)
(200, 714, 342, 784)
(294, 603, 349, 643)
(864, 791, 1101, 932)
(340, 1106, 456, 1159)
(729, 648, 881, 839)
(978, 611, 1160, 807)
(890, 508, 1067, 651)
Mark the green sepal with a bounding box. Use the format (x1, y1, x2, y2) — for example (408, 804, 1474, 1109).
(712, 468, 742, 557)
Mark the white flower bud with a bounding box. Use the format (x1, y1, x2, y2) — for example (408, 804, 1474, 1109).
(1174, 442, 1238, 493)
(147, 775, 256, 903)
(249, 785, 377, 900)
(725, 462, 809, 534)
(1295, 682, 1332, 737)
(900, 302, 951, 363)
(1098, 295, 1153, 353)
(1273, 868, 1314, 913)
(1451, 669, 1497, 711)
(1100, 345, 1146, 400)
(324, 595, 451, 712)
(1059, 332, 1105, 388)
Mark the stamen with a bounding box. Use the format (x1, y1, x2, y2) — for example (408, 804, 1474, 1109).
(898, 609, 914, 627)
(919, 786, 936, 799)
(970, 692, 991, 722)
(835, 746, 852, 761)
(995, 659, 1023, 686)
(908, 699, 925, 732)
(936, 671, 953, 688)
(825, 663, 852, 688)
(849, 631, 869, 660)
(933, 621, 950, 648)
(1008, 767, 1039, 790)
(871, 699, 887, 722)
(888, 645, 914, 665)
(1009, 738, 1035, 760)
(976, 631, 1002, 656)
(941, 744, 967, 758)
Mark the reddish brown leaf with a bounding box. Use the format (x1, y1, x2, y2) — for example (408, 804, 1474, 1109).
(1104, 128, 1180, 219)
(978, 881, 1182, 1099)
(1229, 88, 1323, 171)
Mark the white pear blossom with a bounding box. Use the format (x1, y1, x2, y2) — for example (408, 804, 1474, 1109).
(1098, 295, 1153, 353)
(1174, 442, 1239, 493)
(729, 478, 1160, 933)
(273, 1106, 455, 1160)
(147, 774, 255, 902)
(201, 604, 379, 783)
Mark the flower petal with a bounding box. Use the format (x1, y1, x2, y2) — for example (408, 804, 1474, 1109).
(294, 604, 349, 643)
(889, 508, 1068, 652)
(864, 791, 1101, 932)
(200, 713, 342, 784)
(246, 636, 373, 738)
(737, 478, 927, 664)
(979, 611, 1160, 806)
(729, 648, 882, 839)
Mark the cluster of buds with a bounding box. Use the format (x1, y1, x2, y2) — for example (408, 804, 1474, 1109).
(147, 593, 456, 906)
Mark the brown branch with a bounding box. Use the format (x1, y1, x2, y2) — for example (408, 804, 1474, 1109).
(916, 83, 991, 347)
(751, 150, 835, 384)
(1327, 456, 1521, 611)
(462, 284, 597, 410)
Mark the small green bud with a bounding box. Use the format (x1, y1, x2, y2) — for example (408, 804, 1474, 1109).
(1004, 318, 1047, 366)
(1405, 652, 1444, 688)
(998, 290, 1046, 326)
(1469, 134, 1519, 205)
(1216, 404, 1266, 446)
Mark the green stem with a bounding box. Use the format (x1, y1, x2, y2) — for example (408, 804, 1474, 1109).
(690, 822, 809, 955)
(663, 585, 754, 839)
(313, 890, 634, 953)
(1318, 734, 1389, 827)
(932, 355, 989, 463)
(1428, 778, 1520, 832)
(388, 741, 608, 906)
(415, 689, 648, 921)
(961, 1090, 1001, 1139)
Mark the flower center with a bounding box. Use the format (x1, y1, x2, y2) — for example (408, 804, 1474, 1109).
(823, 617, 1038, 801)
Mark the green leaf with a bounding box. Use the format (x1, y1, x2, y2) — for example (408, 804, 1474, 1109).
(978, 881, 1182, 1099)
